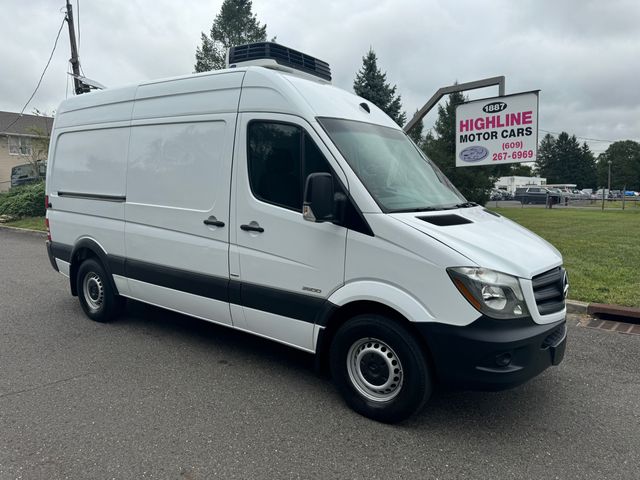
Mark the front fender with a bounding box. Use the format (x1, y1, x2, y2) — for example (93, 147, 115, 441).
(328, 280, 435, 323)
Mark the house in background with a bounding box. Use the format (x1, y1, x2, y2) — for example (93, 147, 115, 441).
(0, 111, 53, 191)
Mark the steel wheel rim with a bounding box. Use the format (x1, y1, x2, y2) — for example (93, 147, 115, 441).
(83, 272, 104, 312)
(347, 337, 403, 402)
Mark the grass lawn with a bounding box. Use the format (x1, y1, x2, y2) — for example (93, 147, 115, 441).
(493, 208, 640, 307)
(4, 216, 46, 231)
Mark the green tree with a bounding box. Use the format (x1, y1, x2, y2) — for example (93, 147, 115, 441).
(23, 109, 52, 181)
(576, 142, 597, 190)
(535, 133, 556, 177)
(353, 48, 407, 127)
(536, 132, 596, 189)
(194, 0, 268, 72)
(24, 125, 49, 179)
(508, 163, 535, 176)
(553, 133, 581, 184)
(422, 91, 499, 204)
(536, 132, 574, 184)
(596, 140, 640, 191)
(406, 110, 424, 146)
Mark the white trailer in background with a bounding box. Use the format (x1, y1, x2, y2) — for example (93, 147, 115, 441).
(495, 175, 547, 194)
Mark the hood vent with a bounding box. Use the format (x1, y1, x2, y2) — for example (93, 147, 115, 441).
(417, 214, 472, 226)
(483, 208, 501, 217)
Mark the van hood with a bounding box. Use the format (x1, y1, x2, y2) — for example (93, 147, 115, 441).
(390, 207, 562, 279)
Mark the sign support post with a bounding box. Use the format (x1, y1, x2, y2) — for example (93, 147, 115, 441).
(404, 76, 505, 135)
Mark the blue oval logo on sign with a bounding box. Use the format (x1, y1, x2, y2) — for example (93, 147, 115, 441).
(482, 101, 507, 113)
(459, 146, 489, 162)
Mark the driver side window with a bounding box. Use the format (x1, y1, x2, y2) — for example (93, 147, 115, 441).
(247, 121, 331, 212)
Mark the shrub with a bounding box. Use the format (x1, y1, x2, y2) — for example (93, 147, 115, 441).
(0, 181, 46, 218)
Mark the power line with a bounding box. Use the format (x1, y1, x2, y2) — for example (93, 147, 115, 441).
(539, 129, 616, 144)
(0, 16, 66, 133)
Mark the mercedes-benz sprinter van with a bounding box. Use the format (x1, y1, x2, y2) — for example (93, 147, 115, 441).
(45, 42, 567, 423)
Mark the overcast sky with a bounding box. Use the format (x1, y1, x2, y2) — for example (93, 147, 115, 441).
(2, 0, 639, 154)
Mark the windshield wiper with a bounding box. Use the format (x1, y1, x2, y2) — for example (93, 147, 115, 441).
(390, 206, 447, 213)
(453, 202, 478, 208)
(391, 202, 478, 213)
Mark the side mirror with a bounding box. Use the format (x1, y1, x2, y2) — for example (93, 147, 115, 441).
(303, 173, 334, 222)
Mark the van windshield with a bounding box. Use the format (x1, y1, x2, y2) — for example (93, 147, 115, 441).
(318, 117, 466, 212)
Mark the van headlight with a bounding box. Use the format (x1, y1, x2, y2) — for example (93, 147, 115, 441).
(447, 267, 529, 319)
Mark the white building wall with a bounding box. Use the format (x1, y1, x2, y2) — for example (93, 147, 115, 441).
(495, 176, 547, 194)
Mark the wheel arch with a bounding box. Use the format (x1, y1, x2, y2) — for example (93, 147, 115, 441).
(69, 238, 120, 297)
(315, 282, 436, 375)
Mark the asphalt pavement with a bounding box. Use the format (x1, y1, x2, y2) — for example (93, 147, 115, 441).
(1, 228, 639, 479)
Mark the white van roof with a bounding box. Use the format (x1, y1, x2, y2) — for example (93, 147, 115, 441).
(55, 66, 399, 130)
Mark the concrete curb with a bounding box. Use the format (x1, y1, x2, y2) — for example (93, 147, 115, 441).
(587, 303, 640, 321)
(567, 299, 640, 322)
(566, 300, 589, 314)
(0, 224, 47, 238)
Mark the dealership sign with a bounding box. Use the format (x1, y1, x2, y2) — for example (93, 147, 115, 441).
(455, 91, 539, 167)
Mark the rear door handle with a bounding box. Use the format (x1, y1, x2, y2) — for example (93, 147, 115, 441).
(240, 222, 264, 233)
(203, 215, 225, 227)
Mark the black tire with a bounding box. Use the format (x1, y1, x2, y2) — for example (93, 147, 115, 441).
(329, 314, 432, 423)
(76, 258, 124, 323)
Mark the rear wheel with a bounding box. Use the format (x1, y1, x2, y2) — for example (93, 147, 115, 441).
(330, 314, 432, 423)
(76, 258, 124, 322)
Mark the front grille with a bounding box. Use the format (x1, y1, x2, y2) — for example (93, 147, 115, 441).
(541, 323, 566, 349)
(532, 267, 566, 315)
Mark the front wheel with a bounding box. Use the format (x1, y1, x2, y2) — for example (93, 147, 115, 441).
(76, 258, 124, 323)
(330, 314, 432, 423)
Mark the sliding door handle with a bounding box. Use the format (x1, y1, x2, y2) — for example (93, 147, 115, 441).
(203, 216, 225, 227)
(240, 222, 264, 233)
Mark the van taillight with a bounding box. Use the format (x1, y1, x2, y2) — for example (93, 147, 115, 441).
(45, 195, 51, 241)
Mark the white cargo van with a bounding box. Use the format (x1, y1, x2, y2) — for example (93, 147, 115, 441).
(45, 43, 567, 422)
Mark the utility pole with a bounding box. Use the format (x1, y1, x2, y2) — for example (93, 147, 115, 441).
(65, 0, 86, 94)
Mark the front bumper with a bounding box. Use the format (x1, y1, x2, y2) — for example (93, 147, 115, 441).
(416, 315, 566, 391)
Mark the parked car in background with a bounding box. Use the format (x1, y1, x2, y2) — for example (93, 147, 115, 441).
(574, 190, 590, 200)
(514, 186, 561, 205)
(10, 162, 46, 188)
(500, 189, 514, 200)
(610, 190, 624, 199)
(560, 187, 583, 200)
(594, 188, 614, 199)
(489, 189, 514, 201)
